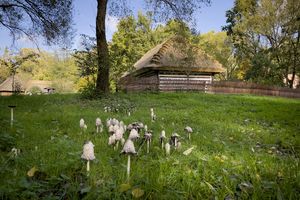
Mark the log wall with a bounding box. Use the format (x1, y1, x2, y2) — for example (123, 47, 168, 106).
(158, 74, 211, 91)
(118, 74, 159, 92)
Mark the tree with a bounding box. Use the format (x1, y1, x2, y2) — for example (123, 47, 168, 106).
(223, 0, 300, 87)
(0, 50, 39, 93)
(197, 31, 239, 80)
(96, 0, 211, 94)
(0, 0, 73, 45)
(109, 13, 196, 90)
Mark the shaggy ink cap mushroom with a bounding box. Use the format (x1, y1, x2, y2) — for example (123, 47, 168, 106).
(184, 126, 193, 133)
(129, 129, 140, 140)
(81, 141, 95, 161)
(121, 139, 137, 155)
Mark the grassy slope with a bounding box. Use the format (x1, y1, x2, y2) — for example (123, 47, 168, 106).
(0, 93, 299, 199)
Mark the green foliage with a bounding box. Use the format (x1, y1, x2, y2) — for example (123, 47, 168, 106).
(0, 48, 79, 93)
(197, 31, 239, 80)
(109, 13, 195, 88)
(0, 0, 73, 45)
(0, 133, 15, 152)
(223, 0, 300, 86)
(0, 93, 299, 199)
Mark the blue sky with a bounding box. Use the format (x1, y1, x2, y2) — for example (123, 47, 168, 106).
(0, 0, 234, 52)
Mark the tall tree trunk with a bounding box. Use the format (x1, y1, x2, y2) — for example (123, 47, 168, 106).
(96, 0, 109, 93)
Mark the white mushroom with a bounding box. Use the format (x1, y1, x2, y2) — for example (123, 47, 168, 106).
(11, 147, 20, 157)
(80, 118, 85, 129)
(113, 124, 120, 133)
(108, 134, 116, 146)
(81, 141, 95, 172)
(108, 125, 115, 135)
(129, 129, 140, 140)
(106, 118, 112, 128)
(112, 118, 119, 126)
(114, 128, 124, 150)
(121, 139, 137, 181)
(160, 130, 166, 149)
(150, 108, 156, 122)
(177, 141, 182, 150)
(96, 118, 103, 133)
(165, 143, 171, 156)
(8, 105, 16, 127)
(144, 131, 152, 153)
(184, 126, 193, 140)
(171, 133, 180, 148)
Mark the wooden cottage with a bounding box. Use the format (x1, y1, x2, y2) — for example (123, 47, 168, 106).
(0, 75, 53, 96)
(118, 36, 225, 92)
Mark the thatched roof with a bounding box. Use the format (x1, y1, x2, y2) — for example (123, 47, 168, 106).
(132, 36, 225, 75)
(0, 75, 26, 92)
(0, 75, 53, 93)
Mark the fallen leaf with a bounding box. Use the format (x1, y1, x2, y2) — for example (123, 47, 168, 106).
(132, 188, 144, 198)
(27, 166, 38, 177)
(119, 183, 131, 192)
(183, 146, 195, 156)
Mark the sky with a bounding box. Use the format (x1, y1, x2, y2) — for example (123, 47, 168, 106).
(0, 0, 234, 53)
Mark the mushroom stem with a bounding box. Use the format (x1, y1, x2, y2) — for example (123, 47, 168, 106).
(174, 138, 177, 148)
(161, 140, 164, 150)
(116, 141, 119, 150)
(147, 140, 150, 153)
(96, 126, 99, 133)
(127, 155, 131, 181)
(188, 133, 191, 140)
(87, 160, 90, 172)
(10, 108, 14, 127)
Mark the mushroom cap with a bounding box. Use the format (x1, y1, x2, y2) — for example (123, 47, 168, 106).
(96, 118, 102, 126)
(160, 130, 166, 138)
(113, 124, 120, 132)
(171, 133, 180, 138)
(121, 139, 136, 155)
(144, 132, 152, 140)
(108, 125, 115, 133)
(165, 143, 171, 154)
(106, 118, 112, 127)
(127, 124, 134, 131)
(127, 122, 143, 131)
(81, 141, 95, 160)
(137, 122, 144, 129)
(80, 119, 85, 128)
(115, 128, 123, 141)
(112, 118, 119, 126)
(129, 129, 140, 140)
(184, 126, 193, 133)
(119, 121, 125, 128)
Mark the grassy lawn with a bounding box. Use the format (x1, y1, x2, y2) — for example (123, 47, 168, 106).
(0, 92, 299, 199)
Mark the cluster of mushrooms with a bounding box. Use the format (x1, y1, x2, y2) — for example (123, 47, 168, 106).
(80, 108, 193, 180)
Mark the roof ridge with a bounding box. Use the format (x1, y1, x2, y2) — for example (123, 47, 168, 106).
(151, 38, 173, 64)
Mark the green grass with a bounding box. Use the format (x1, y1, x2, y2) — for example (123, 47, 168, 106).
(0, 92, 299, 199)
